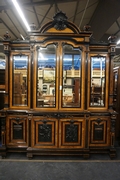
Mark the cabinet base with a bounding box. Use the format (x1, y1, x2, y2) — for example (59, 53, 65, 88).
(27, 147, 116, 159)
(0, 146, 6, 158)
(89, 147, 116, 159)
(0, 146, 117, 159)
(27, 147, 90, 159)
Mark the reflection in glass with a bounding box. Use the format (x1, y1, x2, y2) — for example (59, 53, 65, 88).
(37, 44, 56, 107)
(90, 56, 105, 107)
(62, 44, 81, 107)
(114, 72, 118, 96)
(0, 56, 6, 85)
(12, 55, 28, 106)
(113, 71, 118, 109)
(0, 57, 6, 69)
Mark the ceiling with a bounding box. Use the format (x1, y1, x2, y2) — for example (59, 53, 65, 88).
(0, 0, 120, 64)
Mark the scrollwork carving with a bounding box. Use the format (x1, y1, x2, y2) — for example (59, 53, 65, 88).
(93, 118, 104, 141)
(38, 120, 52, 142)
(65, 120, 78, 142)
(52, 11, 68, 30)
(10, 117, 25, 124)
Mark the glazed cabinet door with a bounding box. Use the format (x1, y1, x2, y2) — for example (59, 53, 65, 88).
(6, 116, 29, 148)
(88, 116, 110, 147)
(31, 117, 58, 148)
(33, 43, 58, 110)
(34, 42, 84, 111)
(59, 43, 84, 110)
(88, 55, 109, 110)
(10, 53, 31, 109)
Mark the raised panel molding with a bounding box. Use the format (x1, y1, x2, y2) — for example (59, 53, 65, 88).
(6, 116, 29, 147)
(31, 117, 58, 148)
(59, 118, 85, 148)
(89, 117, 110, 146)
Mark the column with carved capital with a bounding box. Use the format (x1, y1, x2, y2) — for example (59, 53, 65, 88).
(108, 36, 116, 109)
(108, 36, 117, 158)
(30, 43, 35, 109)
(109, 111, 117, 158)
(3, 41, 10, 109)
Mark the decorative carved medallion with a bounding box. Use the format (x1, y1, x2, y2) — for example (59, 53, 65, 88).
(3, 31, 11, 40)
(83, 24, 91, 31)
(108, 35, 116, 43)
(96, 118, 102, 124)
(52, 11, 68, 30)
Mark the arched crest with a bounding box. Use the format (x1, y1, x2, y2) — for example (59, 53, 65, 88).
(39, 11, 81, 34)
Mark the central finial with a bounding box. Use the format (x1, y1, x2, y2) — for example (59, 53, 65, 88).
(52, 11, 68, 30)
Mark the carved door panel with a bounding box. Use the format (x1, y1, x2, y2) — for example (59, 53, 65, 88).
(31, 117, 58, 148)
(6, 116, 29, 147)
(59, 118, 85, 148)
(89, 117, 110, 146)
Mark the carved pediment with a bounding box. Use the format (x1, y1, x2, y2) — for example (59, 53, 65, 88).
(52, 11, 68, 31)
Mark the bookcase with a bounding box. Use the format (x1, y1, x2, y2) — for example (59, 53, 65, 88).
(0, 11, 117, 158)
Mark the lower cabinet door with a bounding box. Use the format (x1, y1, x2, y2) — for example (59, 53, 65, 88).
(31, 117, 85, 149)
(59, 118, 85, 148)
(6, 115, 29, 147)
(31, 117, 58, 148)
(89, 117, 110, 147)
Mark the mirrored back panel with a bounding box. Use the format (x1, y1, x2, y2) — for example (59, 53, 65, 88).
(90, 56, 106, 107)
(62, 44, 81, 108)
(36, 44, 56, 108)
(12, 55, 28, 106)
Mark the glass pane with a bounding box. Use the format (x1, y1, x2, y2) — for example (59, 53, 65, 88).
(0, 54, 5, 70)
(90, 56, 106, 107)
(37, 44, 56, 107)
(62, 44, 81, 107)
(113, 71, 118, 109)
(12, 55, 28, 106)
(113, 72, 118, 96)
(0, 55, 5, 85)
